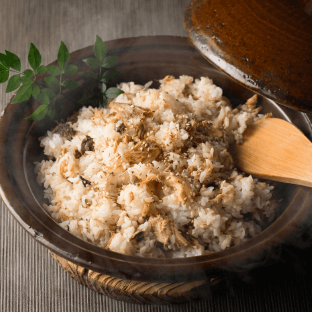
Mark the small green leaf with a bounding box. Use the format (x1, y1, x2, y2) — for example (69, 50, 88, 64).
(101, 95, 108, 108)
(47, 107, 56, 120)
(57, 41, 70, 70)
(101, 69, 120, 83)
(79, 71, 98, 79)
(37, 65, 47, 75)
(20, 76, 33, 85)
(63, 64, 78, 76)
(47, 65, 61, 76)
(23, 69, 34, 78)
(99, 82, 106, 93)
(94, 35, 107, 63)
(28, 43, 41, 70)
(36, 89, 56, 106)
(5, 50, 21, 71)
(27, 104, 48, 121)
(55, 98, 64, 112)
(37, 88, 56, 105)
(102, 56, 118, 68)
(78, 93, 93, 105)
(0, 53, 9, 68)
(11, 84, 33, 103)
(41, 88, 56, 101)
(0, 66, 9, 83)
(44, 76, 59, 87)
(105, 87, 124, 99)
(62, 79, 78, 89)
(6, 74, 21, 93)
(83, 58, 101, 69)
(37, 91, 51, 106)
(32, 84, 40, 99)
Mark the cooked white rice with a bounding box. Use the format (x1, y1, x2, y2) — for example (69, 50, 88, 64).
(35, 75, 278, 258)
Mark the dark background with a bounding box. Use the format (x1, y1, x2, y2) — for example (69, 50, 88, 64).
(1, 0, 312, 311)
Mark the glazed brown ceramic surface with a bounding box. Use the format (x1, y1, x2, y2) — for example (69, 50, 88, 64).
(184, 0, 312, 112)
(0, 36, 312, 283)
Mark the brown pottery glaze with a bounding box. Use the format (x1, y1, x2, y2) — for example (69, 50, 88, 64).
(0, 37, 312, 293)
(184, 0, 312, 112)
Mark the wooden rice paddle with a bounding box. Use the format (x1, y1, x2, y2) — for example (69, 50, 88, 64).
(229, 118, 312, 187)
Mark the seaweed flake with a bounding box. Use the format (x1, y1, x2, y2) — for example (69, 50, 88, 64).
(81, 136, 94, 154)
(155, 241, 165, 250)
(131, 231, 144, 242)
(74, 150, 82, 159)
(53, 123, 76, 140)
(114, 120, 126, 133)
(80, 176, 92, 187)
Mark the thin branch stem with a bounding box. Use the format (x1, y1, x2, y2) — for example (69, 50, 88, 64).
(36, 80, 80, 103)
(59, 68, 63, 94)
(8, 69, 20, 74)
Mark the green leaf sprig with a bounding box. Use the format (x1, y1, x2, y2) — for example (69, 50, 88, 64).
(79, 35, 124, 107)
(0, 36, 124, 121)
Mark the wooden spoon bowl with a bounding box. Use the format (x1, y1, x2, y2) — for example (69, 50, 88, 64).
(229, 118, 312, 187)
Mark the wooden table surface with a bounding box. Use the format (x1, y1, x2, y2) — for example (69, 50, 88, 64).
(1, 0, 312, 311)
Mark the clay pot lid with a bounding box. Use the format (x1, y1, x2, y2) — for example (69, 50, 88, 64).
(184, 0, 312, 112)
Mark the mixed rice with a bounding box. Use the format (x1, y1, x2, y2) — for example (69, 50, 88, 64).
(35, 75, 278, 258)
